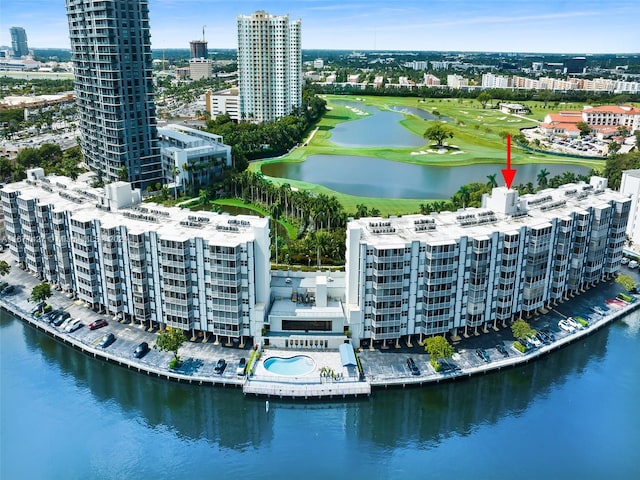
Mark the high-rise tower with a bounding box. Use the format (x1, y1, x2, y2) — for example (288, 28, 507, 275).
(9, 27, 28, 58)
(237, 11, 302, 123)
(65, 0, 162, 188)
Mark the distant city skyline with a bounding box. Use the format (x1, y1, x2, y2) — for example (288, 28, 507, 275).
(1, 0, 639, 54)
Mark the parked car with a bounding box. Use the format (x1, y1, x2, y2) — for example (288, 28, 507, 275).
(30, 302, 45, 316)
(565, 317, 583, 330)
(52, 311, 71, 326)
(558, 319, 576, 333)
(88, 318, 108, 330)
(214, 358, 226, 374)
(535, 331, 550, 344)
(629, 260, 638, 269)
(527, 334, 542, 347)
(540, 329, 555, 342)
(64, 318, 83, 333)
(133, 342, 149, 358)
(41, 309, 61, 322)
(476, 348, 490, 363)
(406, 357, 420, 375)
(621, 257, 630, 265)
(236, 357, 247, 376)
(496, 344, 509, 357)
(0, 284, 15, 295)
(59, 317, 74, 331)
(590, 305, 608, 316)
(99, 332, 115, 348)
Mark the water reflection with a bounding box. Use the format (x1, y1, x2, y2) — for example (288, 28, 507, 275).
(262, 155, 590, 199)
(388, 105, 454, 122)
(17, 313, 608, 450)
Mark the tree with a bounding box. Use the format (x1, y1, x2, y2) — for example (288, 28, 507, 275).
(154, 327, 187, 363)
(617, 126, 629, 137)
(576, 121, 592, 137)
(270, 202, 282, 266)
(486, 174, 498, 189)
(609, 141, 621, 155)
(118, 166, 128, 181)
(616, 273, 637, 292)
(511, 318, 536, 341)
(424, 336, 454, 370)
(537, 168, 550, 188)
(0, 260, 10, 276)
(30, 282, 52, 312)
(477, 91, 492, 109)
(423, 122, 454, 147)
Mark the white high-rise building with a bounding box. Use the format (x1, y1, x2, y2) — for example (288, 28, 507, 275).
(237, 10, 302, 123)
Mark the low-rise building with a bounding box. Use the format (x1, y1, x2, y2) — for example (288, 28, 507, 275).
(158, 124, 232, 192)
(207, 88, 240, 121)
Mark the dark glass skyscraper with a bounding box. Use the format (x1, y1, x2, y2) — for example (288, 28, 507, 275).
(10, 27, 28, 57)
(66, 0, 162, 188)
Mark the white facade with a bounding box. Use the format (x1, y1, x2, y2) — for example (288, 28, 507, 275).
(158, 124, 231, 190)
(189, 58, 212, 80)
(620, 170, 640, 246)
(1, 172, 270, 342)
(345, 182, 630, 347)
(207, 88, 240, 121)
(237, 10, 302, 123)
(447, 75, 468, 89)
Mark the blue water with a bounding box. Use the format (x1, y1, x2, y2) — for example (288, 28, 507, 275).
(2, 307, 639, 479)
(329, 102, 426, 148)
(263, 355, 315, 376)
(262, 155, 590, 199)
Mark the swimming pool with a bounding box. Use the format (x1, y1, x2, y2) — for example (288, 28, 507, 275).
(263, 355, 316, 376)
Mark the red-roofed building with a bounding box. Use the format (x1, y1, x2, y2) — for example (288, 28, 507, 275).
(540, 104, 640, 138)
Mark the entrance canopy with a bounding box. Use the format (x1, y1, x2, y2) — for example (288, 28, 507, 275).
(339, 343, 357, 367)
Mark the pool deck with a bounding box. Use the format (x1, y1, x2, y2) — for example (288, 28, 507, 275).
(1, 249, 639, 400)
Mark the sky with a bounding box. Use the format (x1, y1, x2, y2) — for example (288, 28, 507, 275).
(1, 0, 639, 54)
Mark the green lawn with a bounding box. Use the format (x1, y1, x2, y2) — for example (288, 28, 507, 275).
(249, 95, 605, 216)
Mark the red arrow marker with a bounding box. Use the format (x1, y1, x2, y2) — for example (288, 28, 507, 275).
(501, 134, 517, 189)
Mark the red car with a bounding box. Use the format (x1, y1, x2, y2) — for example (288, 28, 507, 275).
(88, 318, 108, 330)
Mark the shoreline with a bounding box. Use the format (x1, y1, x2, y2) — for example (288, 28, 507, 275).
(2, 258, 637, 399)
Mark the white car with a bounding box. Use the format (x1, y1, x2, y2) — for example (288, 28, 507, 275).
(565, 317, 583, 330)
(64, 318, 83, 333)
(59, 317, 74, 331)
(621, 257, 630, 265)
(558, 319, 576, 333)
(629, 260, 638, 269)
(527, 335, 542, 347)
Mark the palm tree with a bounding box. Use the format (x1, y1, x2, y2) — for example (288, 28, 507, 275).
(171, 165, 181, 201)
(486, 174, 498, 189)
(537, 168, 550, 189)
(270, 203, 282, 267)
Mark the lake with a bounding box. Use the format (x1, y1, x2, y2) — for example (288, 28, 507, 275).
(2, 303, 639, 479)
(329, 101, 426, 148)
(262, 155, 591, 199)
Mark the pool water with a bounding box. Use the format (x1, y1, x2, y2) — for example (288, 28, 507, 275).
(263, 356, 316, 376)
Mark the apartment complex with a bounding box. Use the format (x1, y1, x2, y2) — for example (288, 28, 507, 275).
(9, 27, 29, 58)
(1, 169, 270, 343)
(158, 124, 232, 192)
(237, 10, 302, 123)
(345, 180, 630, 347)
(620, 170, 640, 246)
(65, 0, 162, 188)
